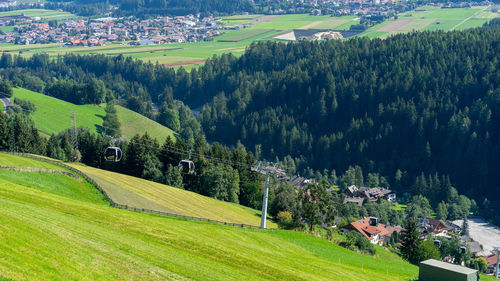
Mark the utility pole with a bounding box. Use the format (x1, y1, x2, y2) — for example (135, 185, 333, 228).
(494, 247, 500, 279)
(260, 172, 270, 229)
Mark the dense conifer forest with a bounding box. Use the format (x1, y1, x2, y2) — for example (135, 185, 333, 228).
(44, 0, 255, 17)
(194, 28, 500, 203)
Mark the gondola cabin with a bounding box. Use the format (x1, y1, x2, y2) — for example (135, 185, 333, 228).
(105, 147, 122, 162)
(178, 160, 195, 174)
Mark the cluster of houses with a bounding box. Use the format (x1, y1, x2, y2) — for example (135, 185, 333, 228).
(342, 185, 396, 206)
(341, 216, 498, 275)
(0, 14, 222, 45)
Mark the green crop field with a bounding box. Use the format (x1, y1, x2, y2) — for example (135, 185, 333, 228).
(67, 163, 277, 228)
(218, 14, 263, 25)
(0, 26, 14, 33)
(0, 152, 423, 281)
(358, 6, 499, 38)
(218, 29, 274, 42)
(0, 9, 76, 20)
(12, 87, 175, 141)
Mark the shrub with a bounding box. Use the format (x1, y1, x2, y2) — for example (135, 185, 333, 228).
(469, 257, 487, 272)
(340, 231, 376, 255)
(276, 211, 294, 229)
(14, 98, 36, 114)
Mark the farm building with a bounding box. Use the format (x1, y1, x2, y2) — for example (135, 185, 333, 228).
(419, 259, 478, 281)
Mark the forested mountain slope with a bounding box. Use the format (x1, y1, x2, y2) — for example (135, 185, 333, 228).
(46, 0, 255, 17)
(192, 27, 500, 202)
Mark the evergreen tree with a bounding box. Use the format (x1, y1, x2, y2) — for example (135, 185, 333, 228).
(102, 103, 121, 137)
(0, 79, 13, 97)
(298, 182, 335, 231)
(142, 157, 163, 183)
(462, 216, 469, 236)
(164, 164, 183, 189)
(400, 217, 422, 265)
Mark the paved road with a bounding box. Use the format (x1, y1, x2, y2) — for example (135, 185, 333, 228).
(0, 97, 12, 114)
(453, 217, 500, 255)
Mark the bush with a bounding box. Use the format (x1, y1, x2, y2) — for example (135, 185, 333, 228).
(469, 257, 487, 272)
(417, 240, 441, 262)
(276, 211, 294, 229)
(340, 231, 376, 255)
(13, 98, 36, 114)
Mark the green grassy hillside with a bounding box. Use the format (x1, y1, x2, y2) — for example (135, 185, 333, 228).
(68, 163, 277, 228)
(0, 153, 420, 280)
(12, 87, 175, 141)
(2, 153, 497, 280)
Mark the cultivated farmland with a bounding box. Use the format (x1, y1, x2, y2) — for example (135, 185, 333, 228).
(0, 7, 498, 68)
(0, 9, 76, 20)
(360, 6, 499, 38)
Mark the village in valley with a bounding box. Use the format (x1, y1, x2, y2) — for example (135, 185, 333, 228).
(0, 13, 222, 45)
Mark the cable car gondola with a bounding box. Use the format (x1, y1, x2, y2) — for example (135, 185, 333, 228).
(433, 240, 442, 248)
(459, 246, 467, 254)
(105, 146, 122, 162)
(178, 159, 195, 174)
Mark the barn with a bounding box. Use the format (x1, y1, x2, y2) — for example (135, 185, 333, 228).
(419, 259, 478, 281)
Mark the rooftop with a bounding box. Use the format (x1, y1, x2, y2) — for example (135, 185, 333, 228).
(420, 259, 477, 275)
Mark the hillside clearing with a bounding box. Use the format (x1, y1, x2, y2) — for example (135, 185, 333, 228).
(12, 87, 175, 141)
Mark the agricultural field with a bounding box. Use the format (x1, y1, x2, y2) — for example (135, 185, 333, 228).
(67, 163, 277, 228)
(218, 14, 263, 25)
(0, 7, 497, 68)
(359, 6, 499, 38)
(0, 152, 423, 281)
(0, 9, 76, 20)
(218, 29, 274, 42)
(12, 87, 175, 141)
(0, 14, 360, 67)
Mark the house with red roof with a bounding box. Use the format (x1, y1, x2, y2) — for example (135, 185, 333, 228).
(481, 254, 498, 275)
(344, 217, 391, 245)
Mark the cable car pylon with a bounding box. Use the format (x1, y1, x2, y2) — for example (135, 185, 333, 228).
(251, 161, 286, 229)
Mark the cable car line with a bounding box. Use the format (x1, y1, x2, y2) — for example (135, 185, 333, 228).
(12, 105, 256, 168)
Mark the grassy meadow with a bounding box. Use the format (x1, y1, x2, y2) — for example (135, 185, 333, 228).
(12, 87, 175, 141)
(1, 150, 497, 280)
(0, 9, 76, 20)
(0, 152, 66, 171)
(0, 152, 421, 281)
(67, 163, 277, 228)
